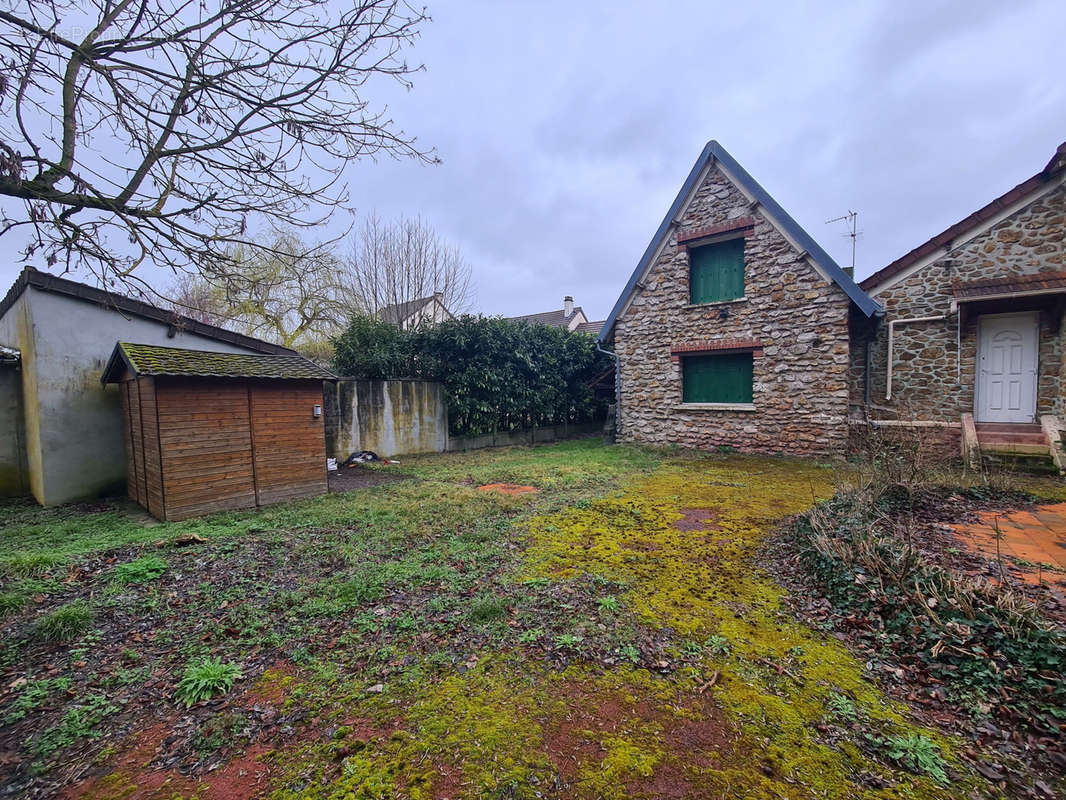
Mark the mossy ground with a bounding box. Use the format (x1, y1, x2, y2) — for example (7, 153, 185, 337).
(0, 442, 1004, 799)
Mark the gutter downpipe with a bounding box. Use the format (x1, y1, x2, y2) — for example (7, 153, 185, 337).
(595, 340, 621, 435)
(885, 314, 946, 401)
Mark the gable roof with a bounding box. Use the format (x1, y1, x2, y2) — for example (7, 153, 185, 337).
(507, 306, 585, 328)
(378, 293, 452, 325)
(860, 139, 1066, 294)
(0, 267, 294, 355)
(599, 140, 880, 342)
(101, 342, 335, 384)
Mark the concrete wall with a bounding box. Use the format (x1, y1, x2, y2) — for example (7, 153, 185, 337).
(325, 379, 447, 459)
(0, 363, 28, 495)
(0, 286, 265, 505)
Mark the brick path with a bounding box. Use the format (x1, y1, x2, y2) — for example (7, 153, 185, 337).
(951, 502, 1066, 590)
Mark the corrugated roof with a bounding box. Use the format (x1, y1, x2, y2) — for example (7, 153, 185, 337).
(599, 140, 880, 343)
(0, 267, 294, 355)
(101, 342, 336, 384)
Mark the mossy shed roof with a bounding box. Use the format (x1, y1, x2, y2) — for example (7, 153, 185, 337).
(101, 342, 336, 384)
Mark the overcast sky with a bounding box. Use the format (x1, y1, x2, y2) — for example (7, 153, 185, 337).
(3, 0, 1065, 322)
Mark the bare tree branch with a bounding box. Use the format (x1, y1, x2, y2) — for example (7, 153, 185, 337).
(0, 0, 437, 286)
(345, 211, 473, 323)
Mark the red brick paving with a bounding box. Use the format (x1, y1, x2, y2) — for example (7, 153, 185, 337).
(951, 502, 1066, 589)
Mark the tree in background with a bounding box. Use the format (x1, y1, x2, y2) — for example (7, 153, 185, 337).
(0, 0, 435, 287)
(346, 212, 474, 317)
(161, 228, 348, 355)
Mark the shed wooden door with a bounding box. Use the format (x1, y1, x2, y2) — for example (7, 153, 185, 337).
(249, 382, 327, 505)
(156, 380, 257, 520)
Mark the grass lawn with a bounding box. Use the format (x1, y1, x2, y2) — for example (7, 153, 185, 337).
(0, 439, 1042, 798)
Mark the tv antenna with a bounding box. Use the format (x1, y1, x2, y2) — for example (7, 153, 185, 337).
(825, 210, 860, 273)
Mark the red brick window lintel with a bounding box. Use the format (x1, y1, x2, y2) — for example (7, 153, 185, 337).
(670, 339, 764, 363)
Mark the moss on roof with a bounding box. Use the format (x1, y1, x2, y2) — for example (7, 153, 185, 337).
(102, 342, 335, 383)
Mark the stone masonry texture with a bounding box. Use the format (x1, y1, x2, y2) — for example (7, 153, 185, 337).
(614, 163, 853, 457)
(855, 182, 1066, 424)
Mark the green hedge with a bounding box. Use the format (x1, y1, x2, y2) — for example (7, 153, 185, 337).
(332, 315, 610, 437)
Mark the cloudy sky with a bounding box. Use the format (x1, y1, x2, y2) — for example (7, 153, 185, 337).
(3, 0, 1065, 322)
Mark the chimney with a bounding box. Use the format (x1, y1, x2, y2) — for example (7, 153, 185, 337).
(563, 296, 574, 317)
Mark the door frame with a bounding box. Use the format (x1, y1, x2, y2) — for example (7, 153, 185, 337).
(974, 311, 1039, 424)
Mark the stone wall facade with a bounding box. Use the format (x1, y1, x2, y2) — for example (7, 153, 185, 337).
(853, 182, 1066, 423)
(615, 164, 853, 457)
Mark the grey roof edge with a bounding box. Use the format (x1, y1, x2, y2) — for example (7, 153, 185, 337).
(101, 341, 336, 384)
(598, 141, 881, 343)
(1, 267, 296, 356)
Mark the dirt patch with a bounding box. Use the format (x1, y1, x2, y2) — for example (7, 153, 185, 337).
(329, 465, 409, 492)
(476, 483, 538, 496)
(543, 679, 735, 795)
(672, 508, 719, 532)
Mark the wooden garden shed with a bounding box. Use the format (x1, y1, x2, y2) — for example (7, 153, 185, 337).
(102, 342, 335, 521)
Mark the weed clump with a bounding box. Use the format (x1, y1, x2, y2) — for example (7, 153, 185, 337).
(34, 601, 94, 641)
(113, 555, 168, 583)
(175, 657, 242, 707)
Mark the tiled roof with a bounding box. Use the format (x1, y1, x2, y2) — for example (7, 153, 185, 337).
(953, 271, 1066, 299)
(102, 342, 336, 384)
(508, 307, 584, 328)
(861, 139, 1066, 293)
(0, 267, 294, 355)
(574, 320, 604, 335)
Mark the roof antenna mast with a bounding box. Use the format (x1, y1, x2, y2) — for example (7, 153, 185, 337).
(825, 210, 860, 275)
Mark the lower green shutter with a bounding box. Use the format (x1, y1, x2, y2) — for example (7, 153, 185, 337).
(682, 353, 753, 404)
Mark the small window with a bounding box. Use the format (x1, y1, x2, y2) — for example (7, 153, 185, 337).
(682, 353, 753, 404)
(689, 237, 745, 304)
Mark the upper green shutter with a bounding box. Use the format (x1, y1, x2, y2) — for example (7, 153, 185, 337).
(682, 353, 753, 404)
(689, 238, 745, 304)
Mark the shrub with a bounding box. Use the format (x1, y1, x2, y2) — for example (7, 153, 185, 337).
(332, 314, 611, 437)
(175, 657, 243, 707)
(35, 601, 94, 641)
(114, 555, 168, 584)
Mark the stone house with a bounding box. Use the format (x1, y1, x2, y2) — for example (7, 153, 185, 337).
(0, 267, 295, 505)
(853, 139, 1066, 469)
(598, 141, 879, 457)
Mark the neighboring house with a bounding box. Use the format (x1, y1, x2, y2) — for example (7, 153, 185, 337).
(598, 140, 880, 457)
(854, 139, 1066, 468)
(378, 292, 455, 329)
(0, 267, 296, 505)
(508, 296, 604, 334)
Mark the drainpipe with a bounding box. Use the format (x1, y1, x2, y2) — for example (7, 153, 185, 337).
(885, 315, 946, 401)
(595, 340, 621, 435)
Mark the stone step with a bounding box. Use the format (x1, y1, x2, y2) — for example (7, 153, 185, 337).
(979, 441, 1051, 456)
(982, 451, 1061, 476)
(977, 431, 1049, 446)
(975, 422, 1043, 433)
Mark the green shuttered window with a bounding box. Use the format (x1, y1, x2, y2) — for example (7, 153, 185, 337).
(682, 353, 754, 405)
(689, 237, 745, 303)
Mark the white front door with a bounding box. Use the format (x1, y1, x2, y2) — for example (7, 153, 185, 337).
(976, 313, 1038, 423)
